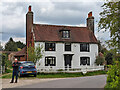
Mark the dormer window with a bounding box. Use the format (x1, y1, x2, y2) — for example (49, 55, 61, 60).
(62, 30, 70, 38)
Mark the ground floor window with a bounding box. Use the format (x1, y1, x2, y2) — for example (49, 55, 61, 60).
(45, 57, 56, 66)
(80, 57, 90, 65)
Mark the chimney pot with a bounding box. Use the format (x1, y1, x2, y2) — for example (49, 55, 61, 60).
(29, 6, 31, 11)
(88, 12, 92, 18)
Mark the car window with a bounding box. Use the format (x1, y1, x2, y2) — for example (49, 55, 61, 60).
(21, 62, 34, 66)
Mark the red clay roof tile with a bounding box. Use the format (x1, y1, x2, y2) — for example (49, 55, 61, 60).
(33, 24, 98, 43)
(14, 47, 26, 56)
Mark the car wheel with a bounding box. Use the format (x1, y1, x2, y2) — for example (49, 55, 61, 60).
(34, 74, 37, 77)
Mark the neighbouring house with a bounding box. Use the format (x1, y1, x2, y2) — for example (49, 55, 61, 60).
(8, 47, 26, 62)
(14, 47, 26, 61)
(15, 6, 104, 72)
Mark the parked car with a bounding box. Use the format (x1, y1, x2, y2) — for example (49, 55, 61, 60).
(18, 61, 37, 77)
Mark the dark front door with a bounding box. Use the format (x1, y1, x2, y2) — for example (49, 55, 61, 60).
(64, 54, 72, 68)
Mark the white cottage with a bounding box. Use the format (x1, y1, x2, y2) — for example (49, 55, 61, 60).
(25, 6, 103, 72)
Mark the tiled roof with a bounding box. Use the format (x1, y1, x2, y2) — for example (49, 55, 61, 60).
(33, 24, 98, 43)
(14, 47, 26, 56)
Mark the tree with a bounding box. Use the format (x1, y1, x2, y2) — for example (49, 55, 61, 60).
(16, 41, 25, 49)
(98, 1, 120, 51)
(2, 53, 12, 72)
(5, 37, 18, 51)
(28, 44, 44, 64)
(95, 53, 105, 65)
(98, 1, 120, 88)
(105, 53, 113, 65)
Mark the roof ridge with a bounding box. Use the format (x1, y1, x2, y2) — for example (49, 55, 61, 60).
(33, 23, 87, 28)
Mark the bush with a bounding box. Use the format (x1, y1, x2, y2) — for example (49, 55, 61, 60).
(105, 53, 113, 65)
(2, 53, 12, 73)
(95, 55, 105, 65)
(105, 61, 120, 88)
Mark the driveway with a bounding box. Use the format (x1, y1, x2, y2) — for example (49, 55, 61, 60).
(15, 75, 107, 88)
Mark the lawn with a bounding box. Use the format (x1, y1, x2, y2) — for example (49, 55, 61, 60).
(1, 70, 107, 79)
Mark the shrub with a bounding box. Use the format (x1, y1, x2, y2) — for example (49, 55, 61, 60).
(105, 53, 113, 65)
(95, 55, 105, 65)
(105, 60, 120, 88)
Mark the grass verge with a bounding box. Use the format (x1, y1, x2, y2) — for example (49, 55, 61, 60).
(1, 70, 107, 79)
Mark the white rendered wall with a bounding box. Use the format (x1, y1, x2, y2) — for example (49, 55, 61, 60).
(35, 42, 98, 69)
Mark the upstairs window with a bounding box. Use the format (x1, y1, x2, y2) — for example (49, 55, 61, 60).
(45, 43, 55, 51)
(62, 31, 70, 38)
(80, 43, 89, 52)
(45, 57, 56, 66)
(65, 43, 71, 51)
(80, 57, 90, 65)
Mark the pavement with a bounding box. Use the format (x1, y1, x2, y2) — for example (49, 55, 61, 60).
(1, 78, 62, 88)
(13, 75, 107, 88)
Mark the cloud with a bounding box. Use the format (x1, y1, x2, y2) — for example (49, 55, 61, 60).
(1, 0, 109, 48)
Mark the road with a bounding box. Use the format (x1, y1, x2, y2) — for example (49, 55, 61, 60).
(16, 75, 107, 88)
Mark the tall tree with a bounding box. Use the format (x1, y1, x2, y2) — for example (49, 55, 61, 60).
(5, 37, 18, 51)
(98, 1, 120, 51)
(98, 1, 120, 88)
(105, 53, 113, 65)
(16, 41, 26, 49)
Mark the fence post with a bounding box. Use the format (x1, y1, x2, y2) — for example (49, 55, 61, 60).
(67, 65, 69, 71)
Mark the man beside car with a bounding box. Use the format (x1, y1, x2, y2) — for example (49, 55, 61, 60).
(10, 58, 19, 83)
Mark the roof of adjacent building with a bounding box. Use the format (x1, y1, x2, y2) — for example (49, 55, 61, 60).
(14, 47, 26, 56)
(33, 24, 98, 43)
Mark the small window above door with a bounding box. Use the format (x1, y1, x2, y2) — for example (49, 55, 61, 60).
(65, 43, 71, 51)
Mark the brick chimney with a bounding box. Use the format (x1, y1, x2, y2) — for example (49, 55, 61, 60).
(26, 5, 33, 60)
(87, 12, 94, 33)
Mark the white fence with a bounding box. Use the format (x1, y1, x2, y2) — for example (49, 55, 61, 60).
(37, 65, 104, 73)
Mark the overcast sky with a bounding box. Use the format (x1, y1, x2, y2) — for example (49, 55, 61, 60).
(0, 0, 110, 48)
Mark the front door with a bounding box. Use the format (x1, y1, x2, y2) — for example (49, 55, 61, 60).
(64, 55, 72, 68)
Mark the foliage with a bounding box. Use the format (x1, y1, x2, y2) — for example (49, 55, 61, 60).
(99, 1, 120, 88)
(105, 61, 120, 88)
(98, 40, 108, 54)
(105, 53, 113, 65)
(5, 68, 12, 73)
(4, 38, 26, 51)
(28, 44, 44, 64)
(16, 41, 26, 49)
(17, 48, 21, 51)
(5, 37, 18, 51)
(1, 73, 12, 79)
(95, 54, 105, 65)
(2, 53, 12, 71)
(98, 1, 120, 50)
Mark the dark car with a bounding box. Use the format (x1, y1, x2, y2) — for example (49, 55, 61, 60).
(18, 61, 37, 77)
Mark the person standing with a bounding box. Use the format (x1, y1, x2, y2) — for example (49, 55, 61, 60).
(10, 58, 19, 83)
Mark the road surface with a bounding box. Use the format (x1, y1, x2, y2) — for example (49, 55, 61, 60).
(16, 75, 107, 88)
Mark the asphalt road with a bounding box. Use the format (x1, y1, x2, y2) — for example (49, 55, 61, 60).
(16, 75, 107, 88)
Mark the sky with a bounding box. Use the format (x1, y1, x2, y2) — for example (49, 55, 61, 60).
(0, 0, 110, 48)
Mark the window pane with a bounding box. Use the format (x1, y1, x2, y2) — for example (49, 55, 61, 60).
(80, 57, 90, 65)
(62, 31, 70, 38)
(45, 57, 56, 66)
(80, 43, 89, 52)
(65, 43, 71, 51)
(45, 43, 55, 51)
